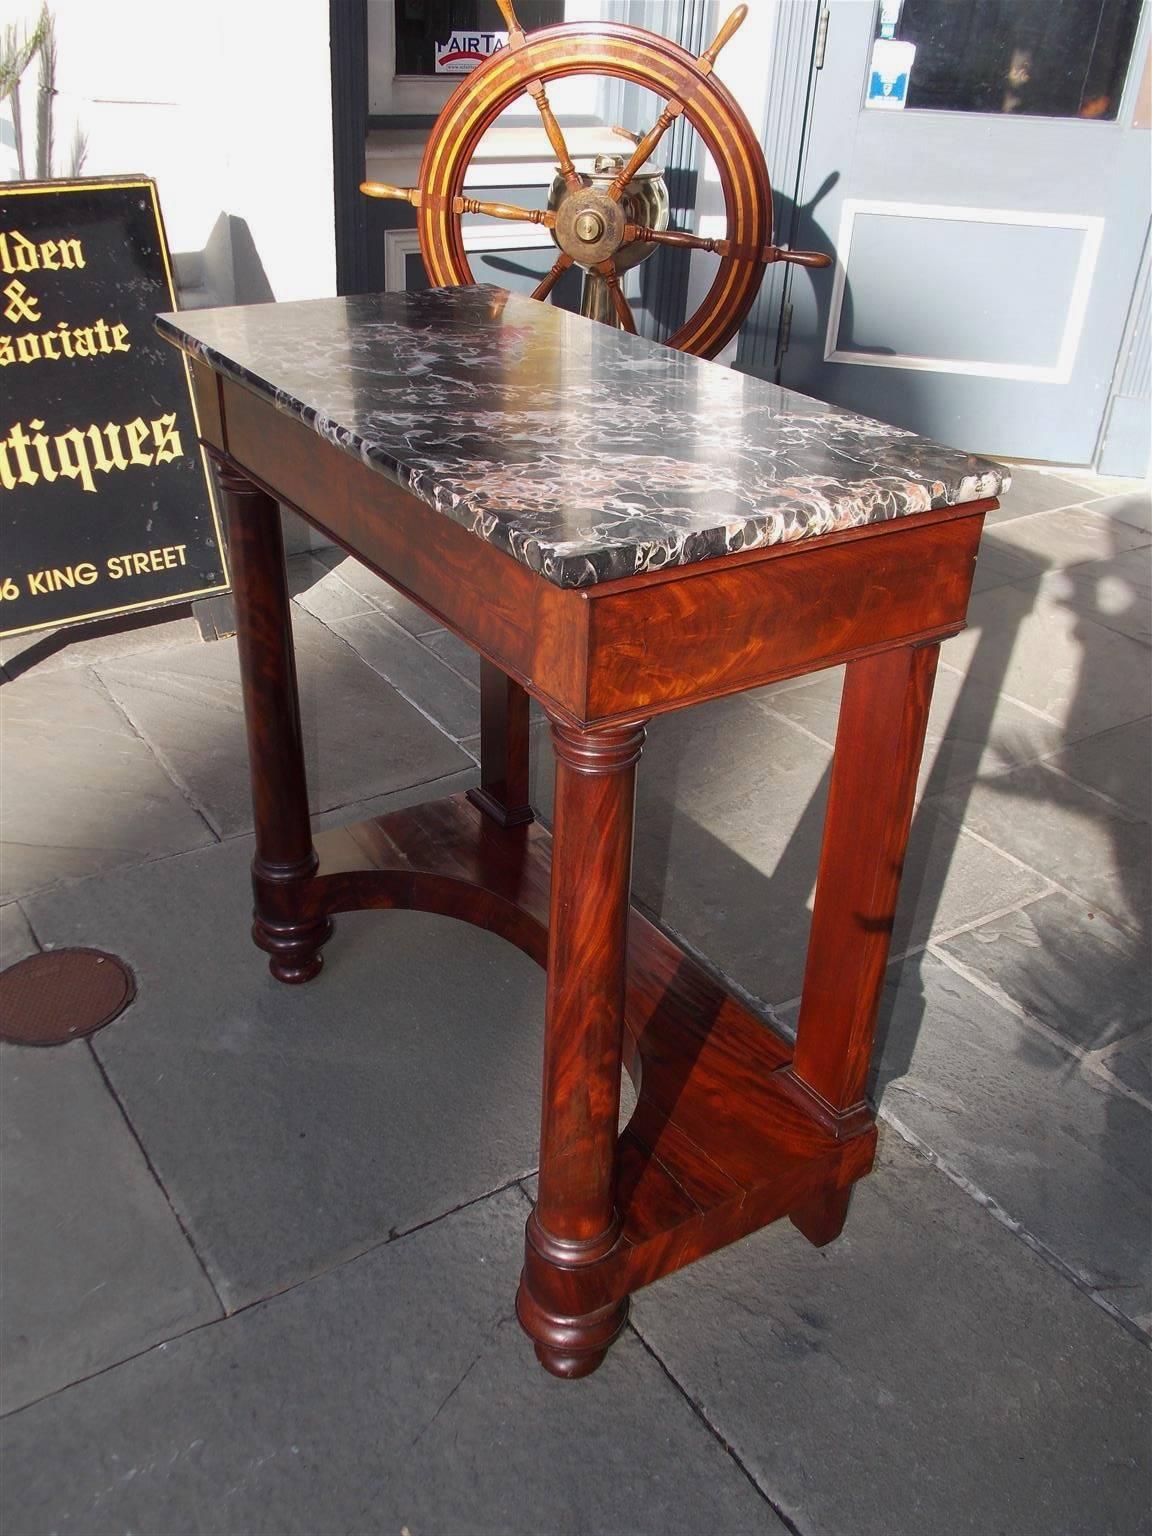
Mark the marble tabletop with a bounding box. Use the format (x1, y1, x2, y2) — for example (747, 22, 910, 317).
(157, 286, 1007, 590)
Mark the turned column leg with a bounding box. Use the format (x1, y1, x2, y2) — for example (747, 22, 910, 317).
(516, 716, 646, 1378)
(217, 461, 331, 984)
(467, 661, 533, 827)
(789, 642, 939, 1244)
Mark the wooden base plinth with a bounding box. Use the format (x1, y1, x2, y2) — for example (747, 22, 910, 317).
(262, 792, 876, 1372)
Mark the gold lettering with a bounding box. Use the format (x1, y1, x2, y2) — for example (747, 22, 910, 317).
(103, 422, 128, 470)
(57, 237, 84, 270)
(104, 545, 189, 578)
(0, 415, 190, 497)
(54, 427, 97, 493)
(124, 418, 152, 467)
(3, 279, 41, 325)
(26, 563, 99, 589)
(0, 231, 39, 274)
(27, 419, 57, 483)
(0, 316, 133, 365)
(86, 423, 127, 475)
(6, 421, 41, 486)
(151, 413, 184, 464)
(0, 231, 87, 273)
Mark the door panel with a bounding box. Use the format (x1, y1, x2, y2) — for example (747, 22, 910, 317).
(828, 205, 1097, 373)
(781, 0, 1152, 462)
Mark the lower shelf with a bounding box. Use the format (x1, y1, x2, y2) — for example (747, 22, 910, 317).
(299, 792, 875, 1300)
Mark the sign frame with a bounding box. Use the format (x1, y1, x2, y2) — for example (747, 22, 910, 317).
(0, 174, 230, 640)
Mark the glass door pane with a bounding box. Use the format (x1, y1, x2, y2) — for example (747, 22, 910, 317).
(873, 0, 1143, 119)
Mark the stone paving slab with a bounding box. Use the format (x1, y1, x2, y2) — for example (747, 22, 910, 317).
(1089, 489, 1152, 533)
(1035, 548, 1152, 645)
(942, 576, 1151, 743)
(326, 609, 480, 741)
(1045, 716, 1151, 821)
(0, 668, 216, 903)
(289, 560, 379, 627)
(970, 534, 1045, 591)
(0, 902, 38, 967)
(630, 1133, 1151, 1536)
(874, 951, 1151, 1330)
(0, 612, 201, 681)
(315, 550, 441, 635)
(0, 1188, 777, 1536)
(22, 786, 547, 1310)
(985, 466, 1098, 523)
(421, 624, 482, 684)
(531, 693, 1046, 1007)
(1, 1041, 221, 1416)
(756, 658, 1064, 797)
(938, 889, 1150, 1053)
(929, 758, 1150, 936)
(985, 504, 1150, 569)
(95, 608, 470, 837)
(1104, 1030, 1152, 1101)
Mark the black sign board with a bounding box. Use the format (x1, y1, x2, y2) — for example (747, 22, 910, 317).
(0, 177, 228, 638)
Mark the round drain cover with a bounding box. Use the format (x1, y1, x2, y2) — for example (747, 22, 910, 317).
(0, 949, 136, 1047)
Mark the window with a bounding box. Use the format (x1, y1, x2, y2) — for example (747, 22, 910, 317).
(874, 0, 1143, 120)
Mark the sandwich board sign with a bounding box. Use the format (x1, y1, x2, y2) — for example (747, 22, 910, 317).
(0, 176, 229, 639)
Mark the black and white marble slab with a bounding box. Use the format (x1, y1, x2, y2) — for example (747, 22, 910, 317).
(157, 286, 1008, 590)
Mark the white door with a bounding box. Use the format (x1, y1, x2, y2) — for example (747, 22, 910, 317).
(780, 0, 1151, 462)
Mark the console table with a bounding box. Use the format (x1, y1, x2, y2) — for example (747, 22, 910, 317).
(158, 287, 1005, 1379)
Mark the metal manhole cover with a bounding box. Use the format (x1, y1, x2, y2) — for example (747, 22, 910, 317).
(0, 949, 136, 1046)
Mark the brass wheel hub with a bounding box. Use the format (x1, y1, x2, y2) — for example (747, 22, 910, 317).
(554, 188, 626, 267)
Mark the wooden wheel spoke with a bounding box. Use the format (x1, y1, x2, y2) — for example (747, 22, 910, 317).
(623, 225, 834, 270)
(526, 78, 582, 189)
(624, 224, 732, 257)
(594, 260, 637, 334)
(530, 251, 574, 302)
(764, 245, 834, 269)
(494, 0, 525, 42)
(606, 103, 683, 201)
(607, 4, 747, 203)
(360, 181, 421, 207)
(699, 5, 749, 75)
(454, 196, 556, 227)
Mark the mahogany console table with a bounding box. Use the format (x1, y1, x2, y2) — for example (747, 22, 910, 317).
(158, 288, 1005, 1379)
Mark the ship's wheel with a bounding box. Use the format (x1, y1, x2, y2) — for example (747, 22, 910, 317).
(361, 1, 829, 360)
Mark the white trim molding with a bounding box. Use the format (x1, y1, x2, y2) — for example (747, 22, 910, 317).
(823, 200, 1106, 384)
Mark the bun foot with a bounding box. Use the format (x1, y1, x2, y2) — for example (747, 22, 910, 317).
(516, 1276, 628, 1379)
(253, 914, 333, 985)
(790, 1184, 852, 1248)
(533, 1341, 611, 1379)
